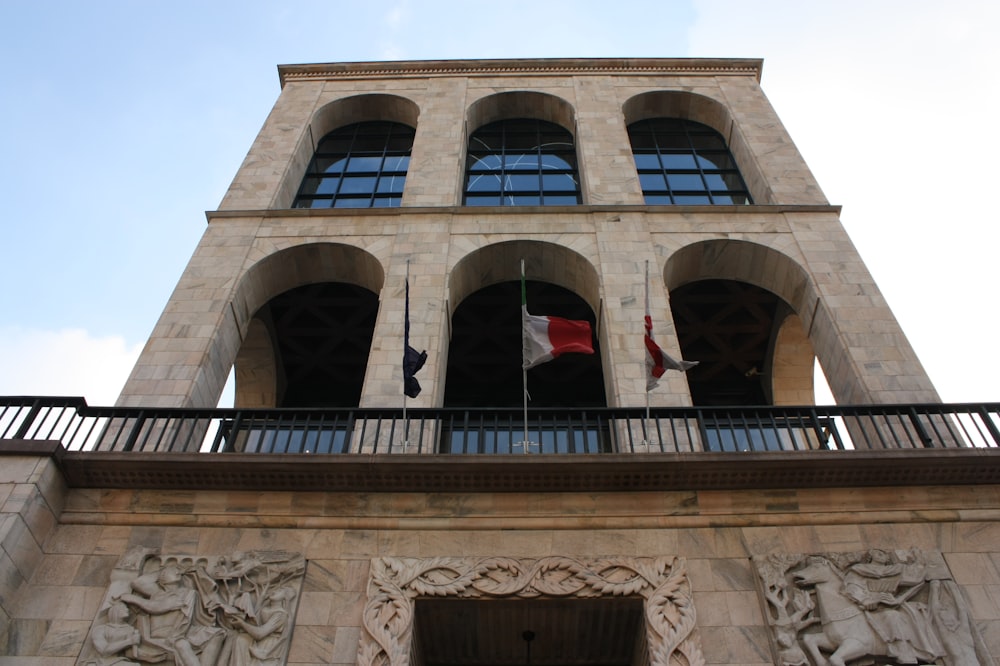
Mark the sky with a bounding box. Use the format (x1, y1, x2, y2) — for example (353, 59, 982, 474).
(1, 0, 997, 406)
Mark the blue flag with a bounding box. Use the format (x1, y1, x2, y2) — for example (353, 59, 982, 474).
(403, 276, 427, 398)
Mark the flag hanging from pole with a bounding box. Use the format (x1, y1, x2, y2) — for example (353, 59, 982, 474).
(521, 263, 594, 370)
(403, 275, 427, 398)
(645, 263, 697, 390)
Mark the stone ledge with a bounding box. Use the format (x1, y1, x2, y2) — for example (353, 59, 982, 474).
(55, 448, 1000, 492)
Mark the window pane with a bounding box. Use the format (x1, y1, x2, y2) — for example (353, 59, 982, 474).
(317, 137, 352, 154)
(467, 174, 502, 193)
(673, 195, 711, 204)
(633, 154, 660, 170)
(505, 153, 540, 170)
(315, 157, 348, 174)
(690, 134, 726, 150)
(656, 134, 690, 150)
(346, 156, 383, 173)
(504, 174, 539, 191)
(333, 197, 371, 208)
(541, 153, 575, 170)
(644, 194, 672, 205)
(339, 176, 377, 194)
(465, 195, 499, 206)
(542, 174, 578, 191)
(468, 154, 502, 170)
(377, 175, 406, 193)
(383, 156, 410, 171)
(639, 173, 667, 191)
(660, 153, 697, 169)
(696, 153, 735, 170)
(371, 197, 401, 208)
(509, 194, 541, 205)
(667, 173, 705, 190)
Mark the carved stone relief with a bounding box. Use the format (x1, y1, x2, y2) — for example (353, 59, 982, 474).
(754, 548, 995, 666)
(357, 555, 704, 666)
(78, 548, 305, 666)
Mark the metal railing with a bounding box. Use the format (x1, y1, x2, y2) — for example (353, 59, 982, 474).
(2, 397, 999, 455)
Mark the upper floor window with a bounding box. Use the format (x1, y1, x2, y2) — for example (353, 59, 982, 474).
(293, 121, 415, 209)
(464, 118, 581, 206)
(628, 118, 751, 205)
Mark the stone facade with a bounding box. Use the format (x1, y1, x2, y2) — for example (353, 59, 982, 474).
(116, 58, 938, 410)
(2, 58, 997, 666)
(3, 474, 1000, 664)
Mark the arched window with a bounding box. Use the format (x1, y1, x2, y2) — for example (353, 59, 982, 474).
(293, 121, 414, 208)
(464, 119, 581, 206)
(628, 118, 751, 205)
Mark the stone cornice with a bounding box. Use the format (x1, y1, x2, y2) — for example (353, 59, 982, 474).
(206, 203, 842, 222)
(55, 448, 1000, 493)
(277, 58, 764, 87)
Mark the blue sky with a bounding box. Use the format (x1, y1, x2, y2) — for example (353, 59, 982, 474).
(1, 0, 997, 405)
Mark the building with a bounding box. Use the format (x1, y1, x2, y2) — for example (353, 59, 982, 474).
(1, 58, 999, 666)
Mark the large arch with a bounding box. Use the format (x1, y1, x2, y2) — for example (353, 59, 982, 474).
(230, 243, 385, 408)
(623, 90, 766, 204)
(277, 93, 421, 209)
(445, 241, 605, 409)
(466, 91, 576, 135)
(664, 240, 818, 406)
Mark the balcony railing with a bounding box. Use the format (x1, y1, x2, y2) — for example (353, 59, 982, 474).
(2, 396, 999, 455)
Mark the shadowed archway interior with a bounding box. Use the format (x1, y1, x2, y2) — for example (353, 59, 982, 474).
(670, 279, 782, 406)
(445, 281, 605, 408)
(253, 282, 378, 407)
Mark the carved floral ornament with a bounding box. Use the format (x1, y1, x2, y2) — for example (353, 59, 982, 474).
(78, 548, 305, 666)
(357, 555, 705, 666)
(754, 548, 995, 666)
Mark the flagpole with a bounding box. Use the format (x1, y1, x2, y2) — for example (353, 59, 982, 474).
(644, 260, 651, 445)
(403, 259, 409, 451)
(521, 259, 529, 452)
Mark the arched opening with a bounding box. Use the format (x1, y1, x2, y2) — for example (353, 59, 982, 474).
(664, 240, 825, 406)
(238, 282, 378, 407)
(623, 90, 765, 205)
(444, 280, 604, 408)
(230, 243, 384, 408)
(670, 279, 782, 406)
(463, 92, 581, 206)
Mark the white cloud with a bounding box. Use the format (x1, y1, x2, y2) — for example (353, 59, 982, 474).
(0, 327, 143, 406)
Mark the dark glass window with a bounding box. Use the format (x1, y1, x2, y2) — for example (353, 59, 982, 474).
(627, 118, 752, 205)
(293, 122, 414, 209)
(464, 119, 581, 206)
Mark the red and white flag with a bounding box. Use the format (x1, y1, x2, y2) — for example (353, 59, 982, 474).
(520, 262, 594, 370)
(645, 262, 697, 390)
(523, 309, 594, 369)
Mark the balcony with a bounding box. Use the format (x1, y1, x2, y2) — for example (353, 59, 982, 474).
(2, 396, 999, 492)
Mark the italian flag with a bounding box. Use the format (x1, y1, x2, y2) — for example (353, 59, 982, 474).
(644, 260, 697, 390)
(521, 265, 594, 369)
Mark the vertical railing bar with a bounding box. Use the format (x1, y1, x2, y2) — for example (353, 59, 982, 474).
(808, 408, 827, 451)
(966, 408, 991, 448)
(906, 406, 934, 448)
(165, 416, 187, 452)
(64, 409, 88, 451)
(950, 410, 978, 448)
(11, 400, 43, 439)
(978, 406, 1000, 448)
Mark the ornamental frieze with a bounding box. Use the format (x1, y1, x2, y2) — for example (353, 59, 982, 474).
(754, 548, 994, 666)
(357, 555, 704, 666)
(78, 547, 305, 666)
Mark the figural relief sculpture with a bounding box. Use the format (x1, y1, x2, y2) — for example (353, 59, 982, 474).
(79, 548, 305, 666)
(755, 548, 993, 666)
(357, 555, 705, 666)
